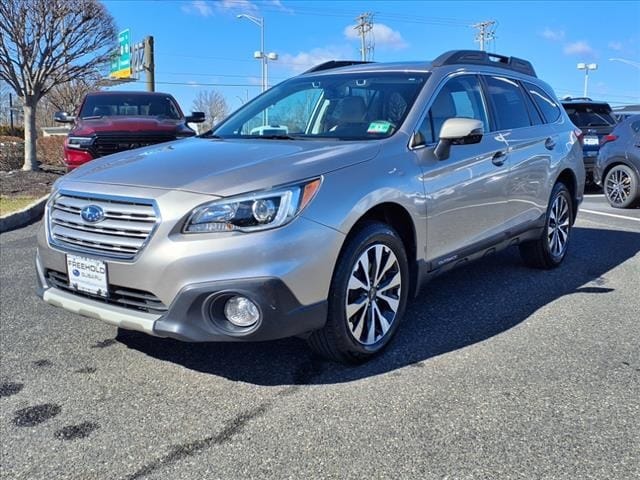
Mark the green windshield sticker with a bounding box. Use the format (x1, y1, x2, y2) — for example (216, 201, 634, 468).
(367, 121, 394, 134)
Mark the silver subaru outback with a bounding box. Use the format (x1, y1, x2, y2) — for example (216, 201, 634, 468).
(36, 50, 585, 363)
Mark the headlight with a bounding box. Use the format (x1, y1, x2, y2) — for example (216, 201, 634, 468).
(66, 136, 94, 149)
(183, 178, 322, 233)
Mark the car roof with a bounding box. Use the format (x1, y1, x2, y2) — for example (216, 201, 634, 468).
(302, 61, 434, 76)
(561, 98, 611, 106)
(86, 91, 175, 97)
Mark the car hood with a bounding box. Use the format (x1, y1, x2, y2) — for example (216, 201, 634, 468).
(72, 117, 185, 136)
(62, 137, 381, 197)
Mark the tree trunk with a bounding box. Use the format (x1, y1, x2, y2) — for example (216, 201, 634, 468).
(22, 100, 39, 171)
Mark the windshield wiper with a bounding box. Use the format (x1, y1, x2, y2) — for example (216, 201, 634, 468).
(252, 134, 297, 140)
(199, 131, 223, 139)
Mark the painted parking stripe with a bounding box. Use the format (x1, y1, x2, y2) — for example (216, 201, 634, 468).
(580, 209, 640, 223)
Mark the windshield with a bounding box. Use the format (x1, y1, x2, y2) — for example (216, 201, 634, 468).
(212, 72, 429, 140)
(565, 103, 616, 127)
(79, 94, 182, 120)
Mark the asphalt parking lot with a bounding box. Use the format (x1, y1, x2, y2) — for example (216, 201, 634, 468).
(1, 197, 639, 480)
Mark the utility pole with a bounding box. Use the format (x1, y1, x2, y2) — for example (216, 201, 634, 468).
(144, 36, 155, 92)
(472, 20, 496, 51)
(9, 93, 14, 132)
(354, 12, 374, 61)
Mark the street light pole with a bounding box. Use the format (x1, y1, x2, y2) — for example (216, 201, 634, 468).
(237, 13, 269, 93)
(577, 62, 597, 98)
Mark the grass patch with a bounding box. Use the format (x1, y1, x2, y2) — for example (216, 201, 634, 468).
(0, 196, 38, 216)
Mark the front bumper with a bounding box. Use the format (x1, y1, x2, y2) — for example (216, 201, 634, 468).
(36, 254, 327, 341)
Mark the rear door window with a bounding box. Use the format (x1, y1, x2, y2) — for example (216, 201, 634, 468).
(483, 76, 532, 130)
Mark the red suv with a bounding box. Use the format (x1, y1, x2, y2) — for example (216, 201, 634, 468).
(54, 91, 205, 170)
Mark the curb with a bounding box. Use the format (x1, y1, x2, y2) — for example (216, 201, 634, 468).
(0, 195, 49, 233)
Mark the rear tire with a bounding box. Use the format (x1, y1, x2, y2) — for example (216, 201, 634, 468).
(604, 164, 640, 209)
(307, 222, 409, 364)
(520, 182, 573, 269)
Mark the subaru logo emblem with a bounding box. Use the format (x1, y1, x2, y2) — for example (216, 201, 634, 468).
(80, 205, 105, 223)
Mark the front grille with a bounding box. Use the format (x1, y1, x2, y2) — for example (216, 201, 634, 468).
(46, 269, 167, 314)
(48, 192, 158, 259)
(91, 134, 175, 158)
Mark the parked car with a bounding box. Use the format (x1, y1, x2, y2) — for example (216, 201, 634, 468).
(37, 50, 584, 363)
(54, 91, 205, 170)
(612, 105, 640, 123)
(594, 114, 640, 208)
(561, 97, 617, 184)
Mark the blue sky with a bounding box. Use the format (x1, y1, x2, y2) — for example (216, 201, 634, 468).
(103, 0, 640, 112)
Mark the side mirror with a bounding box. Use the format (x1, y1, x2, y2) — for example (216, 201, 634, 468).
(434, 118, 484, 161)
(186, 111, 205, 123)
(54, 111, 75, 124)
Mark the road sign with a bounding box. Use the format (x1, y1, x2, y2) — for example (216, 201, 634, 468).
(110, 29, 132, 79)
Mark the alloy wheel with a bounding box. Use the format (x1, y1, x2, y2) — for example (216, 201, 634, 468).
(547, 194, 570, 258)
(605, 168, 632, 206)
(345, 244, 401, 346)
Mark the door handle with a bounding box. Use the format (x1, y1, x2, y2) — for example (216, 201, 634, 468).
(492, 150, 507, 166)
(545, 137, 557, 150)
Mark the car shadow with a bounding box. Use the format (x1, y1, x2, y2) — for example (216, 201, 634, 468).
(117, 227, 640, 385)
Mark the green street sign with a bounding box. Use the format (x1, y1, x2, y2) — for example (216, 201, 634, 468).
(110, 29, 131, 79)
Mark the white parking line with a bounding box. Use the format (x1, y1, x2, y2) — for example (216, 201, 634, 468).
(580, 209, 640, 223)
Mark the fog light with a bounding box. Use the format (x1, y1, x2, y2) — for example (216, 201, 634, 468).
(224, 296, 260, 327)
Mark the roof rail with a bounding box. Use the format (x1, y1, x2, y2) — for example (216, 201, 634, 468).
(303, 60, 374, 74)
(561, 96, 593, 102)
(432, 50, 537, 77)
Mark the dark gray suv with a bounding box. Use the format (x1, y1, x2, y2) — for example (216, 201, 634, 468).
(37, 50, 585, 363)
(595, 114, 640, 208)
(561, 97, 617, 184)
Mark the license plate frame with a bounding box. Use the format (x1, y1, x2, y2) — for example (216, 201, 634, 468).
(66, 254, 109, 298)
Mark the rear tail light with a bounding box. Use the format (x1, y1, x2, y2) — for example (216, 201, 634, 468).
(600, 134, 618, 146)
(574, 128, 584, 146)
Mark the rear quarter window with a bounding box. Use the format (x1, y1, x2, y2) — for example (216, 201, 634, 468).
(524, 83, 561, 123)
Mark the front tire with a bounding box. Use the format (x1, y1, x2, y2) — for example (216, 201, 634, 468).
(307, 222, 409, 364)
(604, 164, 640, 209)
(520, 182, 573, 269)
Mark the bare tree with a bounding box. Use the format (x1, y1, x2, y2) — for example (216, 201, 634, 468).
(46, 72, 103, 115)
(192, 90, 229, 132)
(0, 0, 116, 170)
(36, 73, 104, 130)
(0, 80, 10, 125)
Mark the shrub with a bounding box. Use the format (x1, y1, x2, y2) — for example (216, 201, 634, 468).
(0, 126, 25, 137)
(0, 136, 24, 171)
(37, 136, 66, 166)
(0, 135, 66, 171)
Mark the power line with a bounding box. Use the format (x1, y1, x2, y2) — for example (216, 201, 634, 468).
(214, 1, 474, 25)
(156, 70, 288, 80)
